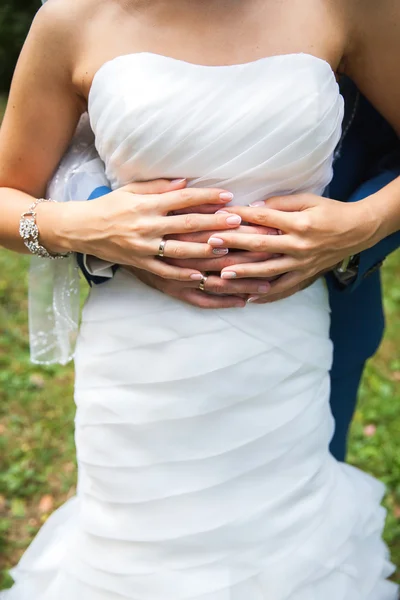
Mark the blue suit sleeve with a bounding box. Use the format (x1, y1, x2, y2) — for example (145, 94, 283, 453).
(343, 168, 400, 293)
(77, 186, 117, 286)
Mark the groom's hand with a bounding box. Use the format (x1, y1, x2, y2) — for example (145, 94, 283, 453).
(129, 263, 275, 309)
(246, 271, 324, 304)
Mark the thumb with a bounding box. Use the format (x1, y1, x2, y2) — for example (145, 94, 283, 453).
(254, 194, 312, 212)
(123, 178, 187, 195)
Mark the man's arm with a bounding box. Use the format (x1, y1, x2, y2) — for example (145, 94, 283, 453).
(329, 82, 400, 293)
(333, 167, 400, 293)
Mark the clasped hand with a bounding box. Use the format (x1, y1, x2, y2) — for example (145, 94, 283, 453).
(203, 193, 379, 300)
(72, 179, 379, 309)
(132, 190, 379, 308)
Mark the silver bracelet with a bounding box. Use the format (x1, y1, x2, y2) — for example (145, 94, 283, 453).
(19, 198, 72, 259)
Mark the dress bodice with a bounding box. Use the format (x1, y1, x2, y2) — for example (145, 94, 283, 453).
(88, 52, 344, 205)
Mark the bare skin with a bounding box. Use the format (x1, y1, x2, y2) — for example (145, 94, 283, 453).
(1, 0, 400, 308)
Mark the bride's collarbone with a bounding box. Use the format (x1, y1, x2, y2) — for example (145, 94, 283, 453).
(73, 0, 345, 98)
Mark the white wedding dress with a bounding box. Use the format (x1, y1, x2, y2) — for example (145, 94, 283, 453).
(2, 52, 398, 600)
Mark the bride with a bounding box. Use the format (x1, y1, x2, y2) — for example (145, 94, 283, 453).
(1, 0, 399, 598)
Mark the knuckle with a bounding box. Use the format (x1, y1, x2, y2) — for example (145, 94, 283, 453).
(295, 214, 312, 234)
(169, 244, 187, 259)
(179, 188, 193, 202)
(207, 278, 225, 293)
(183, 214, 199, 231)
(254, 211, 268, 226)
(267, 266, 282, 278)
(133, 197, 149, 213)
(252, 238, 267, 252)
(295, 239, 313, 256)
(176, 270, 190, 282)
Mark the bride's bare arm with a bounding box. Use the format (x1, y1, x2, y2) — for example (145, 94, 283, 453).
(0, 2, 83, 253)
(0, 4, 241, 281)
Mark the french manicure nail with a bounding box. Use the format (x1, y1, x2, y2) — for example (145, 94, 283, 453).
(219, 192, 234, 201)
(171, 178, 186, 184)
(226, 215, 241, 225)
(249, 201, 265, 207)
(221, 271, 237, 279)
(208, 237, 225, 246)
(213, 248, 229, 255)
(190, 273, 203, 281)
(247, 295, 260, 303)
(258, 284, 270, 293)
(216, 210, 229, 214)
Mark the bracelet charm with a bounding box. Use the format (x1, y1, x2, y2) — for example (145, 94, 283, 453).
(19, 198, 72, 260)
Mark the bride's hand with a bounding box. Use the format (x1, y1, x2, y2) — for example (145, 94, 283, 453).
(40, 179, 242, 281)
(162, 223, 278, 272)
(205, 193, 379, 289)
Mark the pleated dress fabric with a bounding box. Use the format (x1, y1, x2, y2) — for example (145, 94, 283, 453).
(2, 52, 397, 600)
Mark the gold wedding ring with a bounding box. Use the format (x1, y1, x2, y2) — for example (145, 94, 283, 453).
(199, 275, 208, 292)
(158, 239, 167, 258)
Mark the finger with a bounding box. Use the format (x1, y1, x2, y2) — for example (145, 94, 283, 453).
(165, 252, 272, 271)
(122, 178, 187, 195)
(202, 276, 272, 295)
(214, 213, 279, 235)
(183, 289, 246, 309)
(262, 194, 317, 211)
(208, 231, 292, 253)
(220, 257, 298, 279)
(156, 188, 234, 213)
(161, 212, 241, 235)
(218, 206, 299, 231)
(162, 240, 228, 260)
(141, 257, 203, 282)
(170, 204, 224, 216)
(167, 225, 270, 244)
(266, 271, 320, 296)
(249, 293, 288, 304)
(165, 231, 212, 244)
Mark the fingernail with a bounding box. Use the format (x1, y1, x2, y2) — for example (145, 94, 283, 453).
(171, 178, 186, 184)
(247, 295, 260, 303)
(190, 273, 203, 281)
(221, 271, 237, 279)
(219, 192, 234, 201)
(258, 284, 270, 293)
(226, 215, 241, 225)
(208, 237, 225, 246)
(249, 200, 265, 207)
(215, 210, 229, 214)
(213, 248, 229, 255)
(235, 302, 246, 308)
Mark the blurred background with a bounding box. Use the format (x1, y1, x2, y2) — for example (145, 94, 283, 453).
(0, 0, 400, 591)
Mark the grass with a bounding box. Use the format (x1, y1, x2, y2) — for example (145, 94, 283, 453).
(0, 249, 399, 589)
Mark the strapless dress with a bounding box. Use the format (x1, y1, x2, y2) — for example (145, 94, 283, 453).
(2, 52, 397, 600)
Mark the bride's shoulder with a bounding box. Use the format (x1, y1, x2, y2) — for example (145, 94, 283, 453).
(35, 0, 95, 30)
(25, 0, 102, 82)
(31, 0, 99, 54)
(341, 0, 400, 59)
(341, 0, 400, 37)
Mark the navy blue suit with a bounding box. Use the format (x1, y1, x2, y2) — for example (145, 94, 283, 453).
(77, 79, 400, 462)
(327, 80, 400, 458)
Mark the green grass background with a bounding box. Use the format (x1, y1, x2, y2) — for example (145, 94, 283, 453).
(0, 86, 399, 586)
